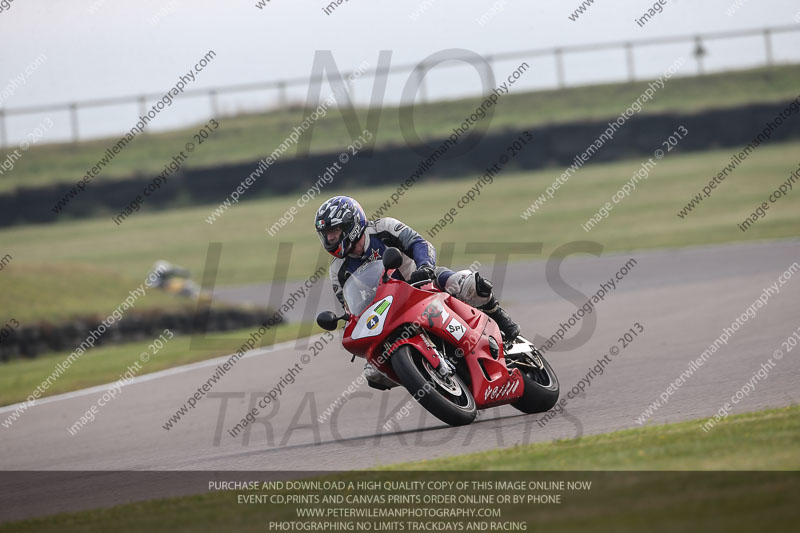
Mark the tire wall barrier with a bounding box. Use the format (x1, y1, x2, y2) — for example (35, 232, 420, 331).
(0, 307, 282, 362)
(3, 100, 799, 227)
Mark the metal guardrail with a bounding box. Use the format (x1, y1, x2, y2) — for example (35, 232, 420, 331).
(1, 24, 798, 148)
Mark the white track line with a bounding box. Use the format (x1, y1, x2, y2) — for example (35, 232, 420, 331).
(0, 335, 320, 415)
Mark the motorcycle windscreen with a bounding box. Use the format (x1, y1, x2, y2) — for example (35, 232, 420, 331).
(342, 260, 384, 316)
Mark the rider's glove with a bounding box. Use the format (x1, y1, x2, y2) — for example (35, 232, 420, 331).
(409, 264, 435, 284)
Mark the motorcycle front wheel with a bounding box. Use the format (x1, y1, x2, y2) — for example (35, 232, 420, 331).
(391, 345, 476, 427)
(508, 345, 560, 414)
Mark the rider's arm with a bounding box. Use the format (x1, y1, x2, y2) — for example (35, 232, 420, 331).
(329, 258, 346, 311)
(374, 217, 436, 268)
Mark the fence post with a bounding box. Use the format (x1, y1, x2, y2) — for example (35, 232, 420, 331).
(693, 36, 707, 75)
(764, 29, 774, 66)
(625, 42, 636, 82)
(69, 103, 79, 143)
(554, 48, 565, 88)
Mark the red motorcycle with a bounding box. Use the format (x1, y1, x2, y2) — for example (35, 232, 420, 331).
(317, 248, 559, 427)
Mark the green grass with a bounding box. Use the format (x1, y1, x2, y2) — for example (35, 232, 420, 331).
(2, 136, 798, 312)
(0, 322, 318, 406)
(2, 64, 800, 192)
(385, 405, 800, 471)
(3, 406, 797, 532)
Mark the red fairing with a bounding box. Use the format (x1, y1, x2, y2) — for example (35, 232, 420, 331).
(342, 271, 524, 409)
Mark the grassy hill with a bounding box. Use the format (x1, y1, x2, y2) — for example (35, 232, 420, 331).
(2, 64, 800, 193)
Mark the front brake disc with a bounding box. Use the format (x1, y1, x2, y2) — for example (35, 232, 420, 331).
(423, 359, 462, 396)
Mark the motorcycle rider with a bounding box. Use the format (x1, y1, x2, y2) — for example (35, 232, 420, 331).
(148, 260, 201, 299)
(314, 195, 521, 390)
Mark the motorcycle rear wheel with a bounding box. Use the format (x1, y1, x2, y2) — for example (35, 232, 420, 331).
(391, 345, 476, 427)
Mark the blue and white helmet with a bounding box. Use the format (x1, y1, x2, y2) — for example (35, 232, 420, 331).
(314, 196, 368, 258)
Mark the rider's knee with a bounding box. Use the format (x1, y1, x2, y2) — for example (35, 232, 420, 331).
(440, 269, 491, 308)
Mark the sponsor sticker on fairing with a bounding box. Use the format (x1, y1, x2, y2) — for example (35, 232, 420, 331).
(445, 318, 467, 340)
(484, 377, 521, 401)
(351, 297, 394, 340)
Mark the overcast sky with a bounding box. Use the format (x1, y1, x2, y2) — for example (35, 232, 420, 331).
(1, 0, 799, 143)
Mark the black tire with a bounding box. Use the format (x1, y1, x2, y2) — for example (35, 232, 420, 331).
(391, 345, 476, 427)
(510, 349, 560, 414)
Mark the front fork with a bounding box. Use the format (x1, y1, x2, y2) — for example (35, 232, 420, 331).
(504, 336, 545, 370)
(378, 328, 450, 380)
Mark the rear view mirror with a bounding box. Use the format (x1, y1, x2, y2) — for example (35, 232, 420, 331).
(382, 247, 403, 270)
(316, 311, 340, 331)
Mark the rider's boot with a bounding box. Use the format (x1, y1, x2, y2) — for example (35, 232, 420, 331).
(475, 273, 521, 342)
(483, 301, 521, 343)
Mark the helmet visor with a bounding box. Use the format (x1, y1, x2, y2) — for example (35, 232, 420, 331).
(318, 226, 345, 255)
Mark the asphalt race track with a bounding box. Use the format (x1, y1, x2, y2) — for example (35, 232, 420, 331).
(1, 239, 799, 519)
